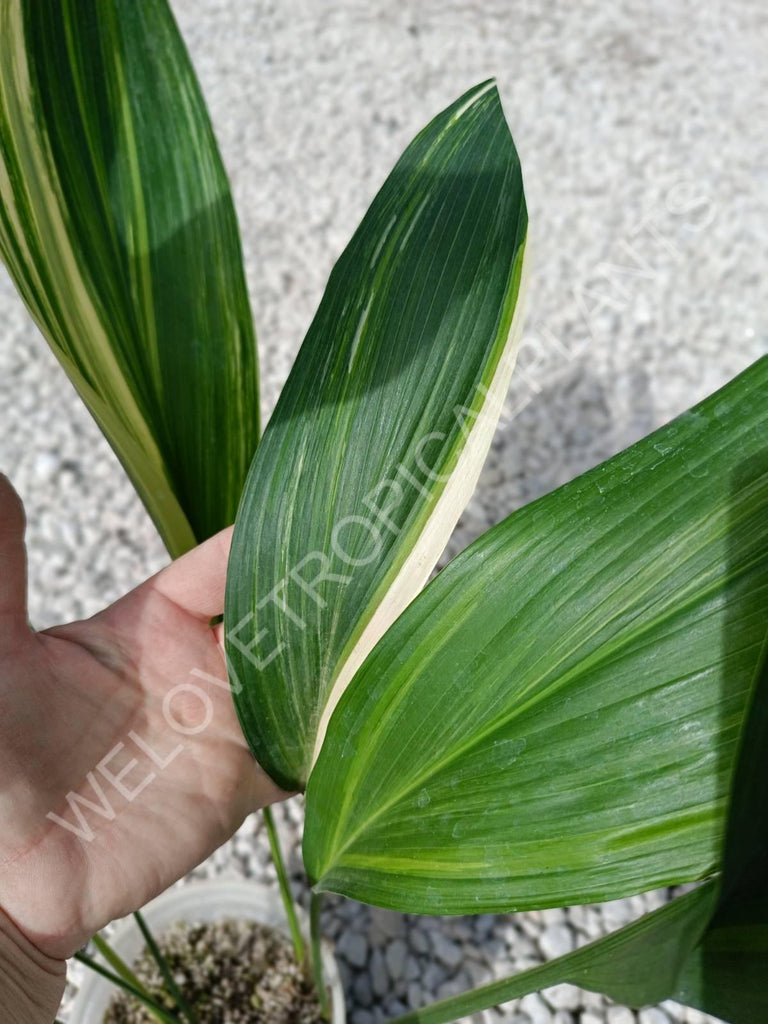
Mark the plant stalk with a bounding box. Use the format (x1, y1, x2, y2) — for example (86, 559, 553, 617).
(263, 806, 305, 962)
(74, 951, 181, 1024)
(91, 933, 150, 998)
(134, 909, 200, 1024)
(310, 891, 330, 1019)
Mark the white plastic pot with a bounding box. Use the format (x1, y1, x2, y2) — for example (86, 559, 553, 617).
(69, 880, 345, 1024)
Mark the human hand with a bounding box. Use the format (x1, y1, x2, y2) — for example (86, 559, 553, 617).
(0, 474, 285, 970)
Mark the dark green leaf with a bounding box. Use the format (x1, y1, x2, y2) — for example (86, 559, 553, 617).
(0, 0, 259, 554)
(671, 627, 768, 1022)
(673, 899, 768, 1024)
(225, 82, 527, 790)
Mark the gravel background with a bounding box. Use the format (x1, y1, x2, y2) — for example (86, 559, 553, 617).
(2, 0, 766, 1020)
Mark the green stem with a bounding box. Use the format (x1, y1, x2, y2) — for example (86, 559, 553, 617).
(263, 806, 305, 963)
(74, 951, 181, 1024)
(90, 933, 148, 997)
(134, 910, 200, 1024)
(310, 891, 330, 1019)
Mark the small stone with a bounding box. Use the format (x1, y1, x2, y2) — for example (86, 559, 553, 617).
(385, 937, 408, 980)
(407, 981, 423, 1009)
(543, 983, 581, 1011)
(520, 913, 545, 940)
(474, 913, 496, 937)
(607, 1007, 636, 1024)
(519, 992, 554, 1024)
(541, 907, 566, 925)
(354, 972, 374, 1007)
(553, 1013, 575, 1024)
(384, 998, 407, 1016)
(335, 955, 352, 994)
(684, 1010, 711, 1024)
(370, 907, 406, 945)
(336, 928, 369, 968)
(436, 976, 467, 999)
(568, 905, 604, 939)
(370, 947, 389, 997)
(644, 889, 669, 911)
(479, 935, 509, 960)
(539, 924, 575, 960)
(583, 990, 606, 1010)
(422, 961, 448, 991)
(430, 931, 463, 969)
(582, 1013, 606, 1024)
(34, 451, 58, 480)
(639, 1009, 671, 1024)
(466, 958, 493, 986)
(405, 954, 421, 981)
(601, 899, 633, 930)
(352, 1012, 375, 1024)
(408, 927, 430, 954)
(446, 919, 474, 941)
(628, 896, 647, 918)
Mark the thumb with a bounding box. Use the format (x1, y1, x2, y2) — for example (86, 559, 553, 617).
(0, 473, 29, 638)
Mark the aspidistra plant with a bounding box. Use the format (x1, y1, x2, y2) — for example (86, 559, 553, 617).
(1, 1, 766, 1022)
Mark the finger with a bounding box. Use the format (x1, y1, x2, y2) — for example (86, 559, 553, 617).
(141, 525, 234, 621)
(0, 473, 29, 635)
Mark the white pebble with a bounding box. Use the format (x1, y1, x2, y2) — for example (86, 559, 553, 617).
(638, 1010, 671, 1024)
(539, 924, 575, 960)
(543, 983, 582, 1011)
(519, 992, 555, 1024)
(606, 1007, 636, 1024)
(430, 931, 463, 969)
(553, 1013, 575, 1024)
(600, 899, 634, 930)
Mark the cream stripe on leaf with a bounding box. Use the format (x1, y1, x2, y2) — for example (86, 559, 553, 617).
(0, 0, 259, 555)
(225, 82, 528, 792)
(304, 358, 768, 915)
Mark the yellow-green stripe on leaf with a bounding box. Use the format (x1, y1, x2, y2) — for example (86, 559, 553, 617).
(305, 359, 768, 915)
(0, 0, 259, 554)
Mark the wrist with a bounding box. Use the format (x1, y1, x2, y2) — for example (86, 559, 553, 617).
(0, 909, 65, 1023)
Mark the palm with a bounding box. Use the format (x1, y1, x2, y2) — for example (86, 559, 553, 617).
(0, 477, 283, 960)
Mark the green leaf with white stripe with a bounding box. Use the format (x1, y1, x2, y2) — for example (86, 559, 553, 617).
(304, 357, 768, 913)
(225, 81, 528, 791)
(0, 0, 259, 555)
